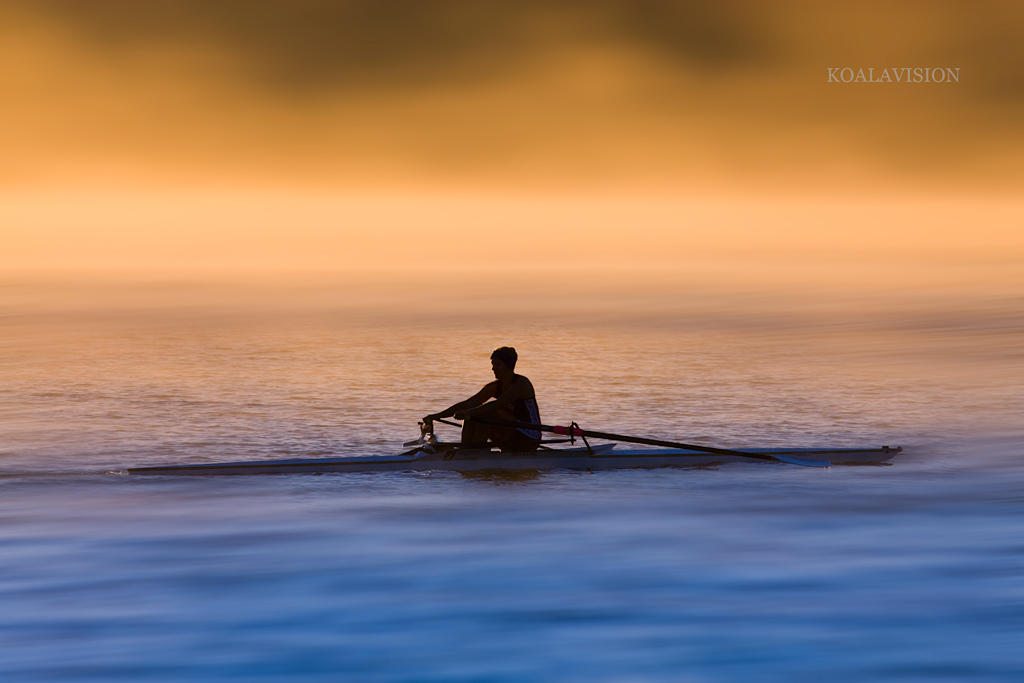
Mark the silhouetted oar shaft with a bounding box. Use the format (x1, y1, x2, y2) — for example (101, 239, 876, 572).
(472, 417, 792, 464)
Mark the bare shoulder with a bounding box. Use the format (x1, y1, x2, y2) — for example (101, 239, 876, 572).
(512, 374, 535, 397)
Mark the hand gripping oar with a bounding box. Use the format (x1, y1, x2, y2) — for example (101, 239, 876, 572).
(472, 417, 831, 468)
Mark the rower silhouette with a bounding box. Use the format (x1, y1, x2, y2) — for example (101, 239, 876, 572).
(424, 347, 542, 451)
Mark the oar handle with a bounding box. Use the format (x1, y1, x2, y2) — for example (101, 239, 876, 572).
(427, 417, 462, 428)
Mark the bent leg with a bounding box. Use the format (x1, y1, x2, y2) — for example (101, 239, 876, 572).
(461, 418, 489, 445)
(462, 408, 518, 447)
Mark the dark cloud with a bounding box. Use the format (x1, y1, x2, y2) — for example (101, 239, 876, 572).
(23, 0, 776, 90)
(3, 0, 1022, 189)
(18, 0, 1023, 103)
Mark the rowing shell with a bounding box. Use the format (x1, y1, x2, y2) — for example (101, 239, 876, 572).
(126, 443, 901, 475)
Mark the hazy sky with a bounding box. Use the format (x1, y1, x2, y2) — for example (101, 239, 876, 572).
(2, 1, 1022, 282)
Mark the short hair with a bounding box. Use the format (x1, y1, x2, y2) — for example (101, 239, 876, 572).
(490, 346, 518, 371)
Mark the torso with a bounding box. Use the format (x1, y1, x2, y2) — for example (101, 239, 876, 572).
(493, 375, 541, 439)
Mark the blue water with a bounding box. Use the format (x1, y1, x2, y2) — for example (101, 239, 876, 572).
(2, 286, 1023, 681)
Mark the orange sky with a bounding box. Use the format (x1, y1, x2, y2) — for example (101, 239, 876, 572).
(1, 1, 1022, 287)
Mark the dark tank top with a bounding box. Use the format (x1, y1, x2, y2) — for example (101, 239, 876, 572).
(496, 375, 541, 440)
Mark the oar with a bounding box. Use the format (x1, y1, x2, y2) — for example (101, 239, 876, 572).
(471, 417, 831, 468)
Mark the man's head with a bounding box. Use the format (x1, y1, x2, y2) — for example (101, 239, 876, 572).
(490, 346, 518, 376)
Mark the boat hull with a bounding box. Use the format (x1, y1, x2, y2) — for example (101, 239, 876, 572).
(127, 445, 900, 475)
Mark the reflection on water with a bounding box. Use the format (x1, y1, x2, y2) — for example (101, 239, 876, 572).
(458, 469, 545, 483)
(0, 282, 1022, 681)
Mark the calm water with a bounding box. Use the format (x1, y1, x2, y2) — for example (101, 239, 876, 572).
(2, 283, 1023, 681)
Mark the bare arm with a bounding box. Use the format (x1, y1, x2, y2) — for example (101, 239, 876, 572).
(424, 382, 497, 422)
(456, 378, 530, 419)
